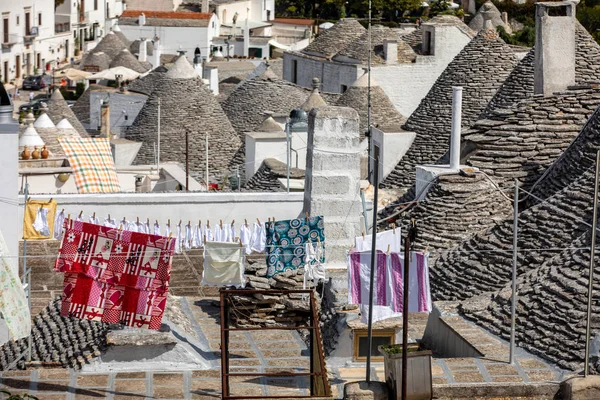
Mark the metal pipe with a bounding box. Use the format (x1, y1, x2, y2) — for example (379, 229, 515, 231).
(401, 223, 412, 400)
(366, 0, 372, 182)
(286, 120, 291, 194)
(450, 86, 463, 170)
(157, 97, 161, 171)
(365, 151, 379, 383)
(360, 189, 369, 234)
(585, 150, 600, 377)
(205, 134, 209, 191)
(509, 179, 518, 364)
(185, 131, 189, 192)
(23, 183, 31, 362)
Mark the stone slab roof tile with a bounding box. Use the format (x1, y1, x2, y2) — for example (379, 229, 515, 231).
(109, 50, 149, 73)
(334, 25, 416, 64)
(303, 18, 366, 59)
(124, 75, 242, 181)
(381, 29, 518, 190)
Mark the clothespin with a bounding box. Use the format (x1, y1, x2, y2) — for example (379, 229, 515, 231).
(272, 216, 275, 223)
(245, 218, 248, 227)
(168, 219, 171, 226)
(268, 217, 271, 223)
(317, 236, 321, 245)
(49, 197, 53, 203)
(118, 223, 123, 232)
(256, 218, 261, 225)
(207, 219, 210, 227)
(305, 212, 309, 221)
(231, 219, 235, 226)
(188, 220, 191, 227)
(92, 212, 96, 220)
(61, 208, 65, 215)
(386, 244, 391, 255)
(67, 213, 71, 223)
(122, 217, 126, 224)
(136, 216, 139, 224)
(425, 245, 429, 255)
(204, 235, 207, 243)
(78, 210, 83, 218)
(155, 219, 159, 225)
(178, 219, 182, 226)
(108, 213, 111, 221)
(362, 230, 365, 240)
(239, 238, 243, 248)
(219, 219, 223, 228)
(147, 218, 150, 225)
(168, 231, 173, 239)
(392, 223, 396, 233)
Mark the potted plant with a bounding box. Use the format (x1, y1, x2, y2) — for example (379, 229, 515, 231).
(379, 344, 432, 400)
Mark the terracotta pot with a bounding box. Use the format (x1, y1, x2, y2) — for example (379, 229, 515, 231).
(32, 146, 41, 159)
(21, 146, 31, 160)
(41, 145, 49, 159)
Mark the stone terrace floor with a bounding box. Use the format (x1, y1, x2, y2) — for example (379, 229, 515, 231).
(0, 297, 566, 400)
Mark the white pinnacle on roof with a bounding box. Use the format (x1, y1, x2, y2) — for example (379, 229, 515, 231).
(56, 118, 74, 130)
(34, 105, 56, 129)
(19, 121, 45, 148)
(352, 71, 380, 87)
(165, 55, 198, 79)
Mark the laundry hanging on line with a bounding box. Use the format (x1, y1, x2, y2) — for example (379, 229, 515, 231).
(52, 212, 268, 255)
(353, 227, 403, 322)
(54, 219, 176, 330)
(202, 241, 246, 288)
(23, 199, 57, 240)
(347, 250, 431, 324)
(0, 229, 31, 340)
(266, 215, 325, 278)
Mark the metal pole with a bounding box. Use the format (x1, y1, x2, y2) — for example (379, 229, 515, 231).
(185, 131, 189, 192)
(286, 121, 291, 194)
(205, 135, 209, 191)
(365, 151, 379, 383)
(401, 223, 412, 400)
(585, 150, 600, 377)
(360, 189, 369, 234)
(509, 180, 518, 364)
(366, 0, 372, 183)
(157, 97, 161, 171)
(23, 183, 31, 362)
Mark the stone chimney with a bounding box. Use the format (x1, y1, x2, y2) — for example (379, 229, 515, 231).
(481, 3, 494, 30)
(100, 101, 110, 138)
(534, 1, 576, 96)
(302, 106, 362, 267)
(138, 13, 146, 26)
(201, 0, 209, 13)
(138, 37, 147, 63)
(383, 39, 398, 65)
(152, 35, 161, 68)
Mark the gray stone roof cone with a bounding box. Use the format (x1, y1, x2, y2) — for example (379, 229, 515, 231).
(257, 115, 283, 132)
(336, 72, 406, 137)
(303, 18, 366, 59)
(124, 61, 242, 180)
(112, 24, 131, 47)
(382, 28, 518, 189)
(46, 89, 88, 137)
(300, 78, 327, 112)
(109, 49, 148, 73)
(80, 52, 111, 72)
(92, 31, 127, 59)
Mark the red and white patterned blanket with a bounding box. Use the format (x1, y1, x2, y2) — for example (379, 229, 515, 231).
(54, 219, 175, 330)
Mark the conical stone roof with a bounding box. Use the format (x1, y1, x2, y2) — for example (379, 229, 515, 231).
(81, 52, 110, 72)
(112, 25, 131, 47)
(334, 25, 416, 64)
(71, 86, 92, 126)
(300, 78, 327, 112)
(381, 28, 518, 189)
(92, 32, 127, 59)
(221, 68, 313, 136)
(34, 107, 55, 129)
(19, 119, 44, 148)
(109, 49, 148, 73)
(56, 118, 75, 130)
(256, 115, 283, 132)
(46, 89, 88, 137)
(166, 55, 198, 79)
(124, 58, 241, 180)
(482, 21, 600, 118)
(336, 72, 406, 137)
(127, 66, 169, 95)
(303, 18, 366, 59)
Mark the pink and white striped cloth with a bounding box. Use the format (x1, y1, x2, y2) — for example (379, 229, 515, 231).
(347, 251, 431, 323)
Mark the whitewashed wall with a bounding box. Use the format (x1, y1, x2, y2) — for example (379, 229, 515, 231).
(18, 192, 304, 237)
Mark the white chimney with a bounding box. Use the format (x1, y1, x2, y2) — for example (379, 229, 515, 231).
(139, 13, 146, 26)
(101, 101, 110, 138)
(201, 0, 209, 13)
(449, 86, 462, 170)
(243, 16, 250, 57)
(139, 37, 147, 62)
(152, 36, 161, 68)
(534, 1, 576, 96)
(383, 39, 397, 65)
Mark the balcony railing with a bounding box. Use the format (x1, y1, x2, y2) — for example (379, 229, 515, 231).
(1, 33, 19, 48)
(55, 22, 71, 34)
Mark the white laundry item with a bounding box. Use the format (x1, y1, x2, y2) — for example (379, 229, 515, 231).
(75, 215, 84, 222)
(174, 224, 182, 254)
(104, 217, 117, 228)
(165, 224, 172, 238)
(250, 222, 266, 253)
(239, 224, 252, 255)
(192, 224, 202, 248)
(388, 252, 432, 314)
(355, 227, 401, 252)
(143, 222, 150, 234)
(223, 224, 235, 243)
(88, 215, 100, 225)
(54, 210, 66, 240)
(205, 225, 214, 242)
(32, 207, 50, 236)
(202, 241, 245, 287)
(184, 224, 192, 251)
(153, 222, 161, 236)
(214, 224, 223, 242)
(304, 242, 326, 289)
(128, 221, 139, 232)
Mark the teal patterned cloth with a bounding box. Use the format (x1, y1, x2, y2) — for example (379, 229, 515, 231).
(265, 216, 325, 278)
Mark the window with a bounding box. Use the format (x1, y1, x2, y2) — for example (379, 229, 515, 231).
(291, 60, 298, 84)
(16, 15, 19, 25)
(38, 12, 42, 26)
(340, 85, 348, 93)
(94, 0, 98, 11)
(353, 329, 395, 362)
(25, 12, 30, 35)
(36, 53, 41, 69)
(423, 30, 433, 56)
(2, 17, 8, 43)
